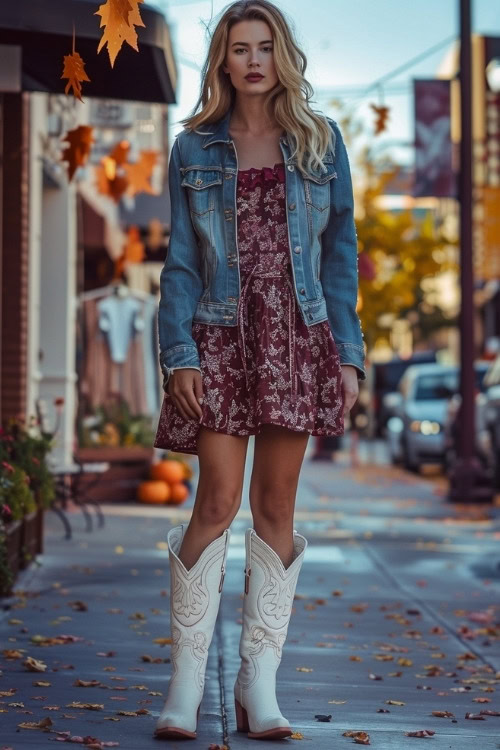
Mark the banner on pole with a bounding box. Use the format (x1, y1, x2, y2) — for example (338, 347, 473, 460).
(413, 79, 456, 198)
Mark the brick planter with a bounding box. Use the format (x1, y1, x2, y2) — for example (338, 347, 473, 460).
(0, 519, 23, 595)
(19, 510, 39, 570)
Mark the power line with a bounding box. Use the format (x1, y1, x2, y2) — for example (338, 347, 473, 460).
(344, 34, 457, 111)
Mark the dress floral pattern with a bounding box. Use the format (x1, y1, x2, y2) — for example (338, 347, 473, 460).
(154, 161, 345, 455)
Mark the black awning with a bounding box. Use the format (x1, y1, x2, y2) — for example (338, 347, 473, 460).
(0, 0, 177, 104)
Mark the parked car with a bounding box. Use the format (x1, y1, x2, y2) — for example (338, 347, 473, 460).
(442, 360, 493, 479)
(369, 351, 437, 437)
(385, 363, 459, 472)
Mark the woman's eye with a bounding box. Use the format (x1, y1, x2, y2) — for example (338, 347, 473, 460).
(234, 47, 273, 54)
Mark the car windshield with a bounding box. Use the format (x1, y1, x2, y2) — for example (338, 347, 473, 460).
(414, 372, 457, 400)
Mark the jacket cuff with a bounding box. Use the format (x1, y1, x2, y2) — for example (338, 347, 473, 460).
(337, 343, 366, 381)
(160, 345, 201, 379)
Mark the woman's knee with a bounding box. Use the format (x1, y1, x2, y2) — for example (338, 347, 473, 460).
(194, 490, 242, 526)
(250, 485, 295, 525)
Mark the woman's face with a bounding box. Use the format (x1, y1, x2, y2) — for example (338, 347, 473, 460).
(222, 19, 279, 97)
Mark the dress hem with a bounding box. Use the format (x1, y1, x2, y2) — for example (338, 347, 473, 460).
(154, 417, 345, 456)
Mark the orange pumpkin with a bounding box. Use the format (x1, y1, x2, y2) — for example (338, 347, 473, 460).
(150, 460, 185, 484)
(137, 480, 171, 504)
(167, 482, 189, 505)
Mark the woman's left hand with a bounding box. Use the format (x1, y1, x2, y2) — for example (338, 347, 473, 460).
(340, 365, 359, 419)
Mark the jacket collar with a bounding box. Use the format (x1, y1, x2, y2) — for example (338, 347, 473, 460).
(199, 103, 334, 164)
(200, 103, 289, 149)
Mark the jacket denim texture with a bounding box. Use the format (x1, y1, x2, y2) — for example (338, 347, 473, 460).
(158, 105, 366, 385)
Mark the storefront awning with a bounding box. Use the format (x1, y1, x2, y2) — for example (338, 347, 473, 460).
(0, 0, 177, 104)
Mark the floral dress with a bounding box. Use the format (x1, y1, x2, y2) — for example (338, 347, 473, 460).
(154, 161, 345, 455)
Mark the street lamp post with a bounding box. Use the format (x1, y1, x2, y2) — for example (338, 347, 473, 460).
(448, 0, 494, 502)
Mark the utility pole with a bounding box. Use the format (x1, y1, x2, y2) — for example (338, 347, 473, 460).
(448, 0, 494, 502)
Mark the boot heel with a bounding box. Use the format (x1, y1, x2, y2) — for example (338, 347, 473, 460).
(235, 698, 250, 733)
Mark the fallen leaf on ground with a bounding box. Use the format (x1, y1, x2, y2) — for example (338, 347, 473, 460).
(66, 702, 104, 710)
(465, 712, 486, 720)
(405, 729, 435, 737)
(431, 710, 454, 718)
(23, 656, 47, 672)
(17, 716, 53, 729)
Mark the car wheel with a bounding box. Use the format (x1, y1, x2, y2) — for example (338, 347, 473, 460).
(402, 438, 419, 473)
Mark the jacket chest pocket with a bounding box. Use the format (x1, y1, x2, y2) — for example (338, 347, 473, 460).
(181, 167, 223, 216)
(303, 163, 337, 238)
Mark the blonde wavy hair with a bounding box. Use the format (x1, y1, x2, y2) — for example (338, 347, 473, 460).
(180, 0, 334, 178)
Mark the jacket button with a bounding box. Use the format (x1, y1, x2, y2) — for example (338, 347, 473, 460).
(287, 165, 294, 171)
(293, 246, 301, 254)
(225, 173, 233, 179)
(300, 288, 306, 294)
(289, 202, 296, 210)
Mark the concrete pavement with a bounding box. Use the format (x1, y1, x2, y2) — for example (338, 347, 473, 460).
(1, 437, 500, 749)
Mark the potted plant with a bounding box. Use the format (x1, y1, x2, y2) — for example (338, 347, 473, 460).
(75, 397, 155, 501)
(0, 462, 35, 584)
(0, 411, 57, 572)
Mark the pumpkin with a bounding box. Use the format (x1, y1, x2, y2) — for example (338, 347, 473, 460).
(150, 459, 185, 484)
(167, 482, 189, 505)
(137, 480, 170, 504)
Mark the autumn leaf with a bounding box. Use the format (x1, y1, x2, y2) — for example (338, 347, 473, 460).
(61, 125, 95, 181)
(61, 27, 90, 102)
(17, 716, 53, 730)
(95, 159, 129, 203)
(66, 701, 104, 710)
(62, 51, 90, 102)
(124, 151, 159, 197)
(96, 0, 145, 67)
(23, 656, 47, 672)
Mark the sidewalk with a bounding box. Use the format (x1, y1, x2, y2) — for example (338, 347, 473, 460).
(1, 439, 500, 749)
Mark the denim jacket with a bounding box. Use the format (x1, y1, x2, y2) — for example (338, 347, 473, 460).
(158, 105, 366, 386)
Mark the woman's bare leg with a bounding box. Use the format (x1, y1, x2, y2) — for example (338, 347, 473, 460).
(177, 425, 250, 571)
(248, 424, 310, 568)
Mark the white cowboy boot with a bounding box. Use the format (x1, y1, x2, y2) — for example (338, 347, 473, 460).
(234, 527, 307, 739)
(154, 523, 230, 740)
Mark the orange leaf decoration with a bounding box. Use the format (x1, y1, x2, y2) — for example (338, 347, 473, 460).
(124, 226, 145, 264)
(124, 151, 158, 197)
(95, 159, 129, 203)
(62, 51, 91, 102)
(61, 125, 95, 181)
(110, 140, 131, 166)
(61, 27, 91, 101)
(95, 0, 145, 68)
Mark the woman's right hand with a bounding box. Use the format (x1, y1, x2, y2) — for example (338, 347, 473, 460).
(168, 369, 204, 422)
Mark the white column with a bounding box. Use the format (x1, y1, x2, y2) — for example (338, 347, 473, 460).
(38, 167, 77, 467)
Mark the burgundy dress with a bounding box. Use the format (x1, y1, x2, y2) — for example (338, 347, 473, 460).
(154, 161, 345, 455)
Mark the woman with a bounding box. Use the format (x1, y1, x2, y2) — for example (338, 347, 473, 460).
(153, 0, 366, 741)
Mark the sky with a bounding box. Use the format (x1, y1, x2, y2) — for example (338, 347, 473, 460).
(149, 0, 500, 166)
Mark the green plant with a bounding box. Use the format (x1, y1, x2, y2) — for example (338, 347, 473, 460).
(1, 416, 56, 512)
(78, 396, 155, 448)
(0, 465, 35, 520)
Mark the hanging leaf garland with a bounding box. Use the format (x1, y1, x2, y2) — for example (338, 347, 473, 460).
(61, 26, 91, 102)
(61, 125, 95, 181)
(95, 0, 145, 67)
